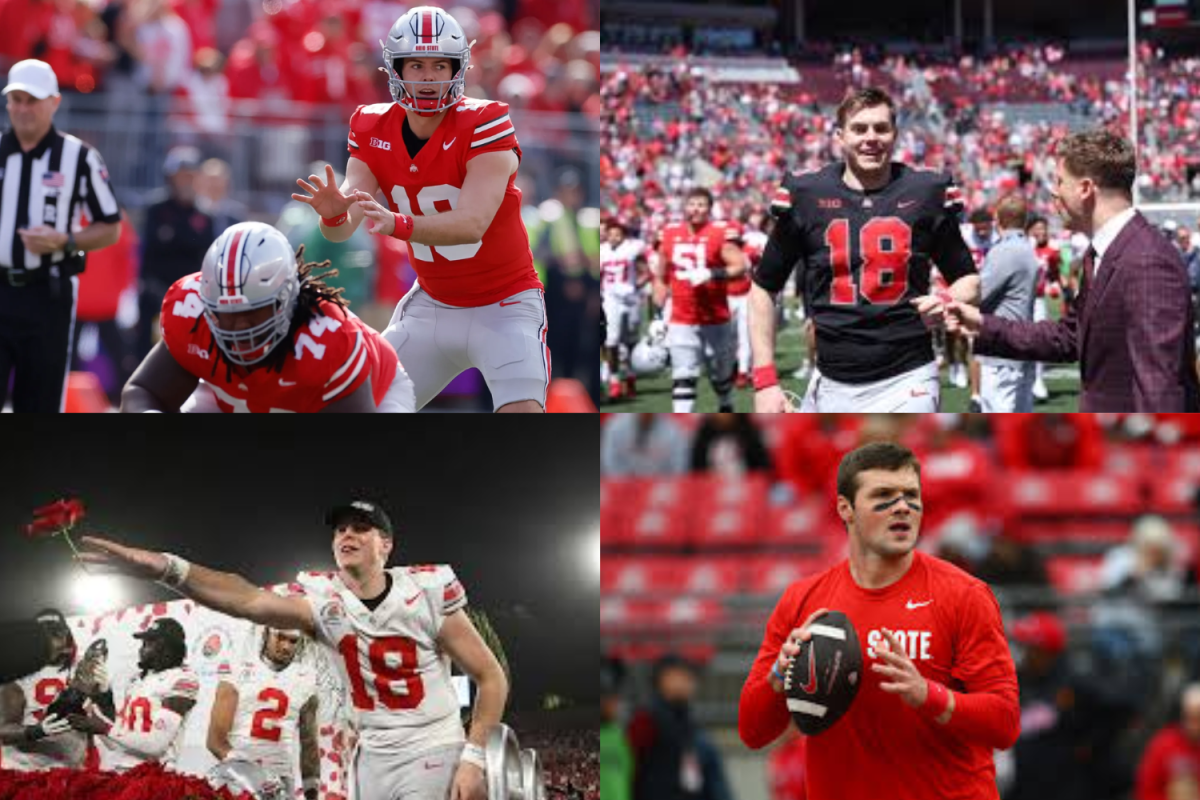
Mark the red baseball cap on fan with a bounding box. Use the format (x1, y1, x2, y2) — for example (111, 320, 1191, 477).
(1010, 612, 1066, 655)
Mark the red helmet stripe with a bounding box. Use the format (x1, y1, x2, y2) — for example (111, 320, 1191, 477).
(225, 229, 245, 296)
(421, 11, 432, 41)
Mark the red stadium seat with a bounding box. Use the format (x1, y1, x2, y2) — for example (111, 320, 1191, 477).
(625, 478, 692, 548)
(1045, 555, 1106, 595)
(761, 499, 840, 548)
(601, 479, 634, 546)
(745, 554, 838, 597)
(1148, 473, 1199, 515)
(601, 556, 687, 597)
(1011, 521, 1133, 546)
(680, 557, 744, 596)
(1002, 471, 1144, 517)
(690, 475, 767, 548)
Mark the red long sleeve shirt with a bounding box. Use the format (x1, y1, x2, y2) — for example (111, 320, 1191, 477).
(739, 551, 1020, 800)
(1136, 725, 1200, 800)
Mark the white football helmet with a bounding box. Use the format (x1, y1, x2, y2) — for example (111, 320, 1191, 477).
(199, 222, 300, 367)
(381, 6, 471, 116)
(630, 320, 669, 376)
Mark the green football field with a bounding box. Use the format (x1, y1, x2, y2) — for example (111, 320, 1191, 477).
(608, 314, 1082, 413)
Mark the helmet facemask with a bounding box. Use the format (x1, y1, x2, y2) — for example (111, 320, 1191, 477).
(380, 6, 472, 117)
(199, 222, 301, 368)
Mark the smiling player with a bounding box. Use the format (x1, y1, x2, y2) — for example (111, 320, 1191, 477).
(739, 442, 1019, 800)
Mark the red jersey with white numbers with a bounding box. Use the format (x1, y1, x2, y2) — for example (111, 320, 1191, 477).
(660, 219, 738, 325)
(161, 274, 399, 413)
(347, 99, 542, 307)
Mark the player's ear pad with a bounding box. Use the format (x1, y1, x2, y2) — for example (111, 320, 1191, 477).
(783, 610, 863, 736)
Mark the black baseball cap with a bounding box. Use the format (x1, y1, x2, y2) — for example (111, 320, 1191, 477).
(326, 500, 394, 537)
(134, 617, 186, 646)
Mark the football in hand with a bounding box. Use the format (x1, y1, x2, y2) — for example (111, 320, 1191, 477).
(783, 610, 863, 735)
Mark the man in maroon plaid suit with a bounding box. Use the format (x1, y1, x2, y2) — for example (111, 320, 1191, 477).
(946, 129, 1199, 411)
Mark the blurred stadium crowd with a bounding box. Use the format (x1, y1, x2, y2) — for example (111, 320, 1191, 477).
(1, 0, 601, 409)
(602, 413, 1200, 800)
(522, 729, 599, 800)
(601, 41, 1200, 269)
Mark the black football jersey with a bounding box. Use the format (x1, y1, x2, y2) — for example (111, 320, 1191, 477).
(754, 162, 976, 384)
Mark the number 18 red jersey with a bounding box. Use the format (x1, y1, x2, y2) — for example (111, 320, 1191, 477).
(347, 99, 543, 308)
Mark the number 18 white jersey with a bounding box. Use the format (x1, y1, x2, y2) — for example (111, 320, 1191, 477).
(222, 658, 318, 780)
(299, 566, 468, 756)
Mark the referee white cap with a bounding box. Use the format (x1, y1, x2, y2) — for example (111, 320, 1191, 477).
(3, 59, 60, 100)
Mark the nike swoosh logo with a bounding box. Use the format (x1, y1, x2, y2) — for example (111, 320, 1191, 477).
(499, 300, 521, 307)
(443, 138, 456, 150)
(898, 200, 916, 208)
(906, 599, 932, 609)
(406, 593, 421, 605)
(800, 644, 818, 694)
(279, 379, 297, 387)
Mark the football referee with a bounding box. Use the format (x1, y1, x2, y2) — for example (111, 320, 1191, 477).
(0, 60, 121, 412)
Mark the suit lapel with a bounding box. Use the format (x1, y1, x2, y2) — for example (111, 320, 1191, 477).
(1087, 211, 1142, 312)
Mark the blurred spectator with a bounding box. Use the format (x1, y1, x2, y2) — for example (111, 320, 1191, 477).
(601, 659, 632, 800)
(129, 0, 191, 95)
(975, 533, 1048, 588)
(0, 0, 55, 71)
(1006, 611, 1135, 800)
(1100, 515, 1194, 602)
(1136, 684, 1200, 800)
(136, 144, 214, 360)
(995, 415, 1105, 470)
(1176, 226, 1200, 296)
(690, 413, 772, 477)
(767, 728, 807, 800)
(180, 47, 230, 137)
(774, 415, 862, 498)
(601, 414, 690, 478)
(195, 157, 245, 234)
(628, 655, 733, 800)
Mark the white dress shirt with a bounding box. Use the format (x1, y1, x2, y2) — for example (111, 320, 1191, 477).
(1088, 207, 1137, 277)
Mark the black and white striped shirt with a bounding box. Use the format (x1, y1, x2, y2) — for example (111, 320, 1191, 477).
(0, 124, 120, 277)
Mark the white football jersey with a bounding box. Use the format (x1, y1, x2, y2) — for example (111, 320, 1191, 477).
(299, 565, 468, 755)
(601, 239, 644, 298)
(97, 665, 200, 772)
(222, 657, 318, 780)
(0, 665, 87, 771)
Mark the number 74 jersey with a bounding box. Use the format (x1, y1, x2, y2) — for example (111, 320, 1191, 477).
(298, 566, 468, 754)
(347, 99, 543, 308)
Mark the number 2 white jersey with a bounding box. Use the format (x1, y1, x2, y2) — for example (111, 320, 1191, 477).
(97, 665, 200, 772)
(222, 658, 318, 780)
(299, 565, 468, 756)
(0, 665, 87, 771)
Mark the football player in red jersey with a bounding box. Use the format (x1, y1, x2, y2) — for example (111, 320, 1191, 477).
(655, 187, 746, 412)
(291, 6, 548, 413)
(120, 221, 414, 413)
(750, 88, 979, 412)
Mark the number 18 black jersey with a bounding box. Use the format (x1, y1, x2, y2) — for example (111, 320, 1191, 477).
(754, 162, 976, 384)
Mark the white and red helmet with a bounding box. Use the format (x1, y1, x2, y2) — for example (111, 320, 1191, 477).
(199, 222, 300, 367)
(381, 6, 471, 116)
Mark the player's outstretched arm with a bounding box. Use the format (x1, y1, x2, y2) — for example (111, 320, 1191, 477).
(120, 342, 201, 412)
(298, 697, 320, 800)
(948, 273, 981, 306)
(78, 536, 316, 636)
